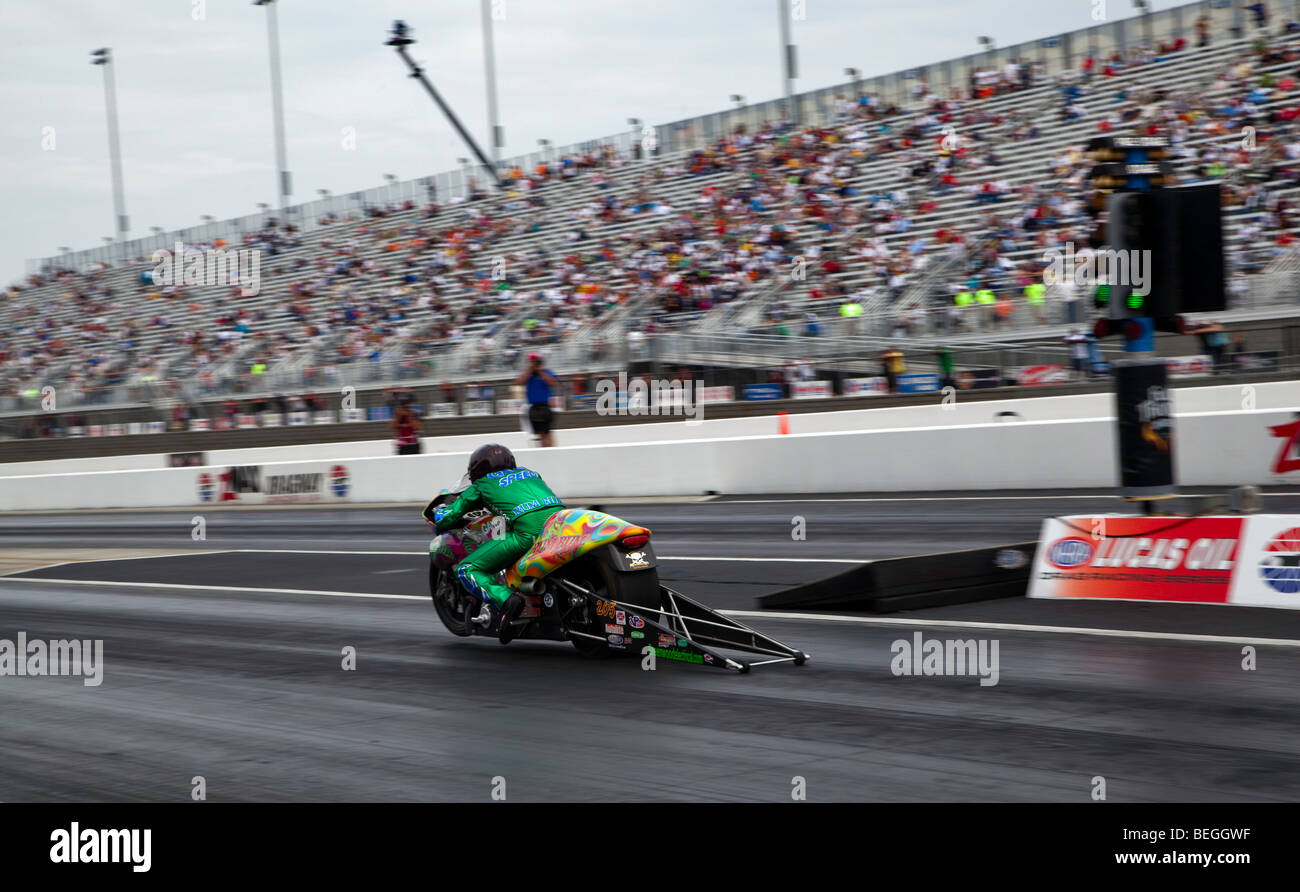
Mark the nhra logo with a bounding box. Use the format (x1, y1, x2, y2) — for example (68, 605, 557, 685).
(196, 472, 215, 503)
(1048, 538, 1094, 568)
(1259, 526, 1300, 594)
(330, 465, 350, 498)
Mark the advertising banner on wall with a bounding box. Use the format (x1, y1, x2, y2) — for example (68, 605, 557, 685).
(896, 373, 941, 394)
(194, 462, 352, 505)
(698, 386, 735, 403)
(792, 381, 832, 399)
(843, 377, 888, 396)
(1029, 514, 1300, 610)
(743, 384, 785, 401)
(1165, 355, 1213, 379)
(1012, 365, 1069, 386)
(1114, 359, 1174, 498)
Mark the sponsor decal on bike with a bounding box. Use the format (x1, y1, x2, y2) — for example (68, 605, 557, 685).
(628, 615, 645, 629)
(652, 646, 703, 664)
(703, 654, 714, 665)
(596, 600, 618, 619)
(607, 635, 625, 646)
(626, 551, 649, 568)
(604, 624, 624, 635)
(615, 610, 626, 625)
(657, 634, 676, 648)
(542, 593, 554, 608)
(630, 631, 644, 639)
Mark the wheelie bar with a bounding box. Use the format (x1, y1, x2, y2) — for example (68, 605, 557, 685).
(596, 584, 810, 674)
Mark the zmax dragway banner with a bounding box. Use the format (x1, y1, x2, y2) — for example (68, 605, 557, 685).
(1029, 514, 1300, 610)
(195, 463, 351, 505)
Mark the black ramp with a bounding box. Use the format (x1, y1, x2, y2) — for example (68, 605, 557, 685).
(760, 541, 1038, 612)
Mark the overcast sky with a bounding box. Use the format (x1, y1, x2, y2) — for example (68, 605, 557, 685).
(1, 0, 1174, 285)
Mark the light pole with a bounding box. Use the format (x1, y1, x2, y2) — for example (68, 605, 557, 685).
(778, 0, 797, 125)
(845, 67, 861, 100)
(384, 173, 398, 204)
(90, 48, 128, 261)
(1132, 0, 1153, 50)
(253, 0, 292, 212)
(627, 117, 642, 158)
(481, 0, 503, 165)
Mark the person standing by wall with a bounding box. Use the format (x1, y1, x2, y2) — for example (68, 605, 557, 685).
(517, 353, 559, 447)
(392, 393, 422, 455)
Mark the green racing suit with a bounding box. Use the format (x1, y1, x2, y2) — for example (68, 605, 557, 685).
(432, 467, 564, 606)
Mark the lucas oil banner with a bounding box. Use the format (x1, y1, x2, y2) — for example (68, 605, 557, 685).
(1029, 514, 1300, 609)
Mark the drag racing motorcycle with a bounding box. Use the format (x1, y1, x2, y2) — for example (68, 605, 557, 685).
(424, 481, 808, 673)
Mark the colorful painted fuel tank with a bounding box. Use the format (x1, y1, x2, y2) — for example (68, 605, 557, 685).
(505, 508, 651, 588)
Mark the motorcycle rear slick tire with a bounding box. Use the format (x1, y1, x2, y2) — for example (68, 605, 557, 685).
(565, 548, 661, 658)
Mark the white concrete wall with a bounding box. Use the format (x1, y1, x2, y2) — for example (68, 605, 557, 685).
(2, 404, 1294, 510)
(5, 380, 1294, 478)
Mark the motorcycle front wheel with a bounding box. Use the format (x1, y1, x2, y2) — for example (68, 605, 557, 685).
(429, 563, 474, 637)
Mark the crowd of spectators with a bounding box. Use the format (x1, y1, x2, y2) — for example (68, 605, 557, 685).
(7, 6, 1300, 417)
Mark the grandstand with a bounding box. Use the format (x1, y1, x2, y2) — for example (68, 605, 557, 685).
(5, 0, 1300, 422)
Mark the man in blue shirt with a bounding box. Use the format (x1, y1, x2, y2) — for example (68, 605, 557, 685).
(515, 353, 560, 447)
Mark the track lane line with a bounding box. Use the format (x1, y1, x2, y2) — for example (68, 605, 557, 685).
(725, 610, 1300, 647)
(4, 577, 1299, 647)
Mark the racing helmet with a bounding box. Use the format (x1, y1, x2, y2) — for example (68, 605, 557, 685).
(468, 443, 516, 481)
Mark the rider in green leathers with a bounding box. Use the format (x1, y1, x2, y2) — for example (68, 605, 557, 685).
(429, 444, 565, 643)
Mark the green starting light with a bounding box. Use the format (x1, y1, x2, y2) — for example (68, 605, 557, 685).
(1094, 284, 1110, 308)
(1127, 291, 1145, 310)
